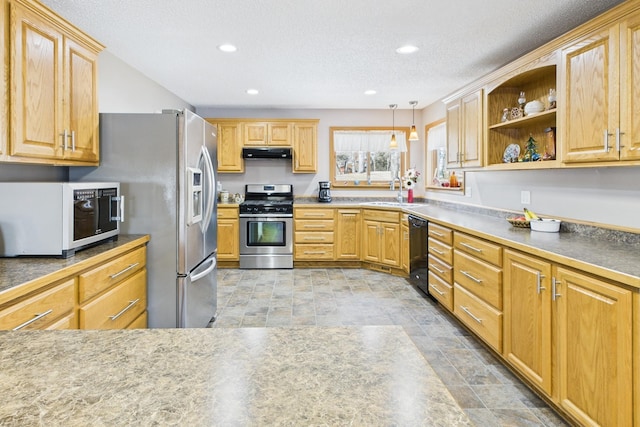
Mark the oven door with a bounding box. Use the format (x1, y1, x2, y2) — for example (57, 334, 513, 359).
(239, 215, 293, 268)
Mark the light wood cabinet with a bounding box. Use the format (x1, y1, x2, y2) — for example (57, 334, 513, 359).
(214, 122, 244, 173)
(6, 0, 102, 165)
(445, 89, 483, 169)
(217, 205, 239, 261)
(243, 122, 291, 146)
(503, 250, 553, 395)
(562, 10, 640, 164)
(427, 223, 454, 311)
(453, 231, 503, 352)
(335, 209, 361, 260)
(294, 208, 335, 260)
(0, 278, 76, 330)
(293, 122, 317, 173)
(0, 236, 149, 330)
(554, 266, 633, 426)
(362, 209, 400, 268)
(401, 215, 409, 273)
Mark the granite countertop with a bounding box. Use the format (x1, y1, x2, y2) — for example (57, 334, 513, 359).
(0, 326, 472, 426)
(0, 235, 149, 300)
(296, 200, 640, 288)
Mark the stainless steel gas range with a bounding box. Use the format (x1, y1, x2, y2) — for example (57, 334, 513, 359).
(239, 184, 294, 269)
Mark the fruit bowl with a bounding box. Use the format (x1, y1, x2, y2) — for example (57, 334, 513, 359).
(507, 217, 530, 228)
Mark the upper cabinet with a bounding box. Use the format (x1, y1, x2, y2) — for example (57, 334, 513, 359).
(562, 10, 640, 164)
(445, 89, 483, 169)
(292, 122, 317, 173)
(242, 122, 292, 146)
(485, 55, 558, 169)
(5, 0, 103, 165)
(215, 121, 244, 173)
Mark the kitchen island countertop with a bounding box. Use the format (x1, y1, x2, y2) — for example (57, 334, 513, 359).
(0, 326, 473, 426)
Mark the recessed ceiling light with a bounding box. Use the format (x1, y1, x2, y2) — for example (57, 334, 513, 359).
(246, 89, 259, 95)
(218, 44, 237, 53)
(364, 90, 377, 95)
(396, 45, 419, 54)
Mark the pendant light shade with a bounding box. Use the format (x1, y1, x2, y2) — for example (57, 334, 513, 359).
(408, 100, 419, 141)
(389, 104, 398, 149)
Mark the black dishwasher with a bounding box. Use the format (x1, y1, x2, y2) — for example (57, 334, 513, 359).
(407, 215, 430, 296)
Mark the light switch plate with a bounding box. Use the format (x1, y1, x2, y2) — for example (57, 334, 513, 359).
(521, 190, 531, 205)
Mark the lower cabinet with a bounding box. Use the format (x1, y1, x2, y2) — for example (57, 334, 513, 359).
(217, 205, 239, 261)
(401, 214, 409, 273)
(335, 209, 361, 260)
(0, 236, 149, 330)
(504, 249, 634, 427)
(294, 208, 335, 260)
(362, 209, 400, 268)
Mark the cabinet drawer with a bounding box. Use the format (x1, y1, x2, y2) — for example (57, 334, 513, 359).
(295, 219, 334, 231)
(428, 271, 453, 311)
(428, 223, 453, 245)
(454, 233, 502, 267)
(294, 244, 334, 260)
(78, 247, 146, 303)
(294, 208, 334, 219)
(79, 269, 147, 329)
(454, 250, 502, 309)
(454, 284, 502, 352)
(45, 312, 77, 330)
(217, 207, 238, 218)
(428, 238, 453, 264)
(295, 231, 334, 243)
(127, 311, 147, 329)
(363, 209, 399, 223)
(0, 279, 75, 330)
(428, 254, 453, 284)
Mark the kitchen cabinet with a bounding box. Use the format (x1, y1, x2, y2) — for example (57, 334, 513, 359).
(503, 250, 553, 395)
(0, 278, 76, 330)
(362, 209, 400, 269)
(562, 10, 640, 163)
(0, 236, 149, 330)
(293, 122, 318, 173)
(401, 214, 409, 273)
(554, 266, 633, 426)
(243, 122, 291, 146)
(453, 232, 503, 352)
(335, 208, 361, 260)
(217, 205, 239, 261)
(444, 89, 483, 169)
(213, 121, 244, 173)
(5, 0, 102, 165)
(427, 222, 454, 311)
(294, 208, 335, 260)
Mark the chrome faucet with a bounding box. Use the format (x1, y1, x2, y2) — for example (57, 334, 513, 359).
(390, 175, 403, 204)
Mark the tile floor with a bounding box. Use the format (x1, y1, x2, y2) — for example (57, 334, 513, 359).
(215, 268, 568, 427)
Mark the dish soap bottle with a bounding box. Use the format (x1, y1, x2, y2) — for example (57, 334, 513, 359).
(449, 171, 458, 188)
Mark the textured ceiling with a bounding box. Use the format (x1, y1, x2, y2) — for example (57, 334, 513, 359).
(41, 0, 625, 110)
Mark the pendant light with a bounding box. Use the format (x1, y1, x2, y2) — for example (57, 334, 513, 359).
(389, 104, 398, 149)
(408, 100, 419, 141)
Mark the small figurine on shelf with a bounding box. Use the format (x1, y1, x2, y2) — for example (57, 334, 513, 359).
(548, 88, 557, 109)
(517, 91, 526, 111)
(449, 171, 459, 187)
(501, 108, 509, 122)
(523, 134, 541, 162)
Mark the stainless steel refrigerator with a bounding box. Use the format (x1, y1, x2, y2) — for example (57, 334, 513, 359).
(70, 110, 218, 328)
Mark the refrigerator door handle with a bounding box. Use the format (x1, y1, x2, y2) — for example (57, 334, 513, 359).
(201, 145, 215, 233)
(190, 256, 216, 282)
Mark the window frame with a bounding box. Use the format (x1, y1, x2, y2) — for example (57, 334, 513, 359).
(329, 126, 411, 189)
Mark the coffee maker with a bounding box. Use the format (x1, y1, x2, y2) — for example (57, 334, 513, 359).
(318, 181, 332, 202)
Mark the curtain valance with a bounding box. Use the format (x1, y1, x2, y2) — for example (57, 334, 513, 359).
(334, 130, 407, 152)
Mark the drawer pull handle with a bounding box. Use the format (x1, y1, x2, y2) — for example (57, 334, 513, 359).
(110, 262, 140, 279)
(459, 242, 482, 253)
(429, 231, 444, 237)
(429, 264, 445, 274)
(552, 277, 562, 301)
(303, 224, 327, 229)
(303, 236, 326, 240)
(109, 299, 140, 321)
(430, 284, 445, 296)
(12, 309, 54, 331)
(430, 247, 444, 255)
(460, 306, 483, 324)
(303, 251, 326, 255)
(303, 213, 326, 217)
(460, 270, 482, 284)
(536, 272, 546, 294)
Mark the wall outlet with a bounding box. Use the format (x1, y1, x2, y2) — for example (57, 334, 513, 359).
(521, 190, 531, 205)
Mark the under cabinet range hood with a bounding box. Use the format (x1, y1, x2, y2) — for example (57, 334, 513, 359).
(242, 147, 292, 159)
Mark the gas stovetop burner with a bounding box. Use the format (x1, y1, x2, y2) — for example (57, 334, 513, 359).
(239, 184, 294, 216)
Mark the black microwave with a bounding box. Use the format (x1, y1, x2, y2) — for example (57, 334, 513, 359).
(0, 182, 123, 257)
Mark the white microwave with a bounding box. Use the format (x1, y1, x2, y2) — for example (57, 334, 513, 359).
(0, 182, 124, 258)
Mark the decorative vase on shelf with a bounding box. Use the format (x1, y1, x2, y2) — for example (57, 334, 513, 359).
(407, 189, 414, 203)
